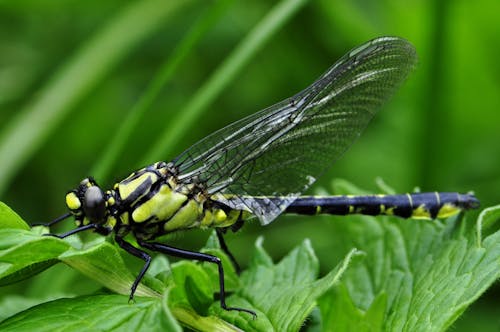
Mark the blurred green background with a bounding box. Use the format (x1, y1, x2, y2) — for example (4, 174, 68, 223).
(0, 0, 498, 330)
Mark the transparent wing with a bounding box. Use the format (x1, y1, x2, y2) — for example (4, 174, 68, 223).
(172, 36, 417, 225)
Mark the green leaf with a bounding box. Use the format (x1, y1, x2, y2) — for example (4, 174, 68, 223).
(318, 284, 386, 332)
(0, 222, 242, 330)
(4, 196, 500, 331)
(202, 232, 240, 292)
(0, 295, 61, 323)
(166, 233, 242, 317)
(148, 255, 171, 284)
(59, 239, 161, 298)
(0, 202, 29, 230)
(475, 205, 500, 246)
(0, 294, 182, 332)
(171, 307, 243, 332)
(168, 261, 213, 314)
(317, 181, 500, 332)
(0, 229, 70, 285)
(211, 237, 361, 331)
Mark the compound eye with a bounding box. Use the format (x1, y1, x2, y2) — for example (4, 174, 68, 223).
(83, 186, 106, 223)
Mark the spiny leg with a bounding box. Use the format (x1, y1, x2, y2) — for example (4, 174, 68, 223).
(138, 240, 256, 318)
(216, 228, 241, 274)
(114, 236, 151, 301)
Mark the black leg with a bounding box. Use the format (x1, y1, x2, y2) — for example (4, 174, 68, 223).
(115, 236, 151, 301)
(138, 240, 256, 318)
(32, 212, 72, 227)
(216, 228, 241, 274)
(45, 223, 97, 238)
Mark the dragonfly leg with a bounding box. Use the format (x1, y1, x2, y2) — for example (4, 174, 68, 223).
(115, 235, 151, 301)
(216, 228, 241, 274)
(44, 223, 97, 238)
(32, 212, 72, 227)
(138, 240, 256, 318)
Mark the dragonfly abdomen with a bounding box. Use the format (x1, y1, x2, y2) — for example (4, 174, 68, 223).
(285, 192, 479, 219)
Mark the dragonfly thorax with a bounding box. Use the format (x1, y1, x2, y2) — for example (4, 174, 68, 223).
(64, 162, 244, 240)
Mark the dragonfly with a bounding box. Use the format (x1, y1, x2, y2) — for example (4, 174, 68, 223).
(43, 36, 479, 317)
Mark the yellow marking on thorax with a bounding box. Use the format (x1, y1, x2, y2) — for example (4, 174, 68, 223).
(106, 216, 117, 229)
(107, 195, 116, 206)
(66, 192, 81, 210)
(132, 184, 187, 223)
(164, 199, 203, 231)
(437, 203, 460, 218)
(121, 212, 130, 225)
(158, 167, 169, 177)
(200, 208, 241, 228)
(167, 177, 177, 188)
(214, 209, 227, 222)
(200, 210, 214, 227)
(118, 172, 158, 202)
(218, 209, 240, 227)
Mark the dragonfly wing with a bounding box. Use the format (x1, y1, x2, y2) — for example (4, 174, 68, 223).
(173, 36, 417, 225)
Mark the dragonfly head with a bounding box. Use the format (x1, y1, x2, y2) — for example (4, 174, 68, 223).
(65, 177, 107, 226)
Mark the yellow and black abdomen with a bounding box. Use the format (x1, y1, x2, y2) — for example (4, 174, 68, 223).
(285, 192, 479, 219)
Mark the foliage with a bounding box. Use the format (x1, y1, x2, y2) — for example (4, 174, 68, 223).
(0, 201, 359, 331)
(1, 184, 500, 331)
(0, 0, 499, 330)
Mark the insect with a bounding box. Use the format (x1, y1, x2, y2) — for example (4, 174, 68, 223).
(43, 36, 479, 317)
